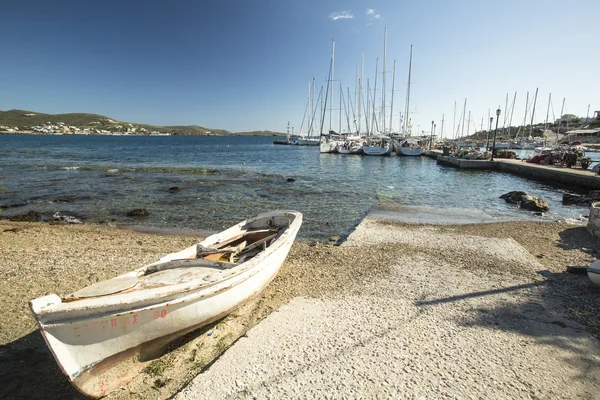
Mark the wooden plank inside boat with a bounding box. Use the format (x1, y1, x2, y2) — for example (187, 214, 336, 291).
(68, 275, 138, 299)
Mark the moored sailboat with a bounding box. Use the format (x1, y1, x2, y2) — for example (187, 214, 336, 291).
(395, 138, 425, 156)
(362, 135, 392, 156)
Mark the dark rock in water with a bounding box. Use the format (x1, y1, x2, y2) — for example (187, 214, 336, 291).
(126, 208, 149, 217)
(499, 191, 527, 204)
(562, 193, 592, 206)
(287, 178, 296, 182)
(0, 202, 27, 209)
(7, 211, 42, 222)
(168, 186, 181, 193)
(53, 195, 77, 203)
(500, 191, 549, 212)
(521, 196, 549, 212)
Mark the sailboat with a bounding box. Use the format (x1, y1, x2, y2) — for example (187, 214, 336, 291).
(362, 135, 392, 156)
(320, 40, 340, 153)
(396, 138, 425, 156)
(394, 45, 424, 156)
(273, 122, 292, 145)
(294, 79, 320, 146)
(362, 35, 392, 157)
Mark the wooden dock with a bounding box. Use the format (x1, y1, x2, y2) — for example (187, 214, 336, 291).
(424, 150, 600, 190)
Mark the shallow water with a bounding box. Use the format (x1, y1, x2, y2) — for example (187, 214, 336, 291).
(0, 134, 591, 240)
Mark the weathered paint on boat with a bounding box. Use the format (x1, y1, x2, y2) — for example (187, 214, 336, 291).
(29, 210, 302, 398)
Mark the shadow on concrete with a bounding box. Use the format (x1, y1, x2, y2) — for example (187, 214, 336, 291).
(415, 282, 544, 307)
(417, 268, 600, 385)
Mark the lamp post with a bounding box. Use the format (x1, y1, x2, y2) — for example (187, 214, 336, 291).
(491, 108, 501, 161)
(486, 117, 493, 151)
(430, 120, 434, 150)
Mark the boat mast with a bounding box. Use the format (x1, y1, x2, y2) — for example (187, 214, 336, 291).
(339, 82, 342, 133)
(507, 92, 517, 139)
(328, 40, 335, 131)
(557, 98, 566, 141)
(307, 81, 311, 137)
(365, 79, 371, 134)
(311, 78, 316, 136)
(516, 92, 529, 140)
(358, 51, 364, 134)
(453, 101, 456, 140)
(466, 111, 471, 137)
(502, 93, 508, 132)
(460, 98, 467, 138)
(355, 65, 359, 131)
(382, 28, 387, 134)
(308, 82, 321, 135)
(320, 40, 334, 135)
(544, 93, 552, 132)
(440, 114, 445, 139)
(389, 60, 396, 133)
(528, 87, 538, 139)
(347, 87, 353, 132)
(403, 45, 413, 135)
(372, 58, 378, 135)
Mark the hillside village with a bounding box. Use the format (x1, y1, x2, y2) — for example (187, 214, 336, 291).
(1, 119, 165, 136)
(0, 109, 282, 137)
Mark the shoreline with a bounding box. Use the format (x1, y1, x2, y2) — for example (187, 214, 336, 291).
(1, 213, 600, 399)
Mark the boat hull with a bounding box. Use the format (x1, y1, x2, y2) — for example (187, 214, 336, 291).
(588, 263, 600, 287)
(296, 138, 319, 146)
(362, 145, 392, 156)
(319, 139, 338, 153)
(30, 211, 302, 398)
(337, 147, 362, 154)
(397, 147, 424, 156)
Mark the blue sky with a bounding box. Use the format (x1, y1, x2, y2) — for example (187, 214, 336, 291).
(0, 0, 598, 135)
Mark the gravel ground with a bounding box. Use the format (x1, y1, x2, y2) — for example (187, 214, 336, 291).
(1, 215, 600, 399)
(177, 216, 600, 400)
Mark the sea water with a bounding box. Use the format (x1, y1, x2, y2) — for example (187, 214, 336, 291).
(0, 134, 592, 240)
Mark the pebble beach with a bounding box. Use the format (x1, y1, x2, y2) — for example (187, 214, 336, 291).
(2, 211, 600, 399)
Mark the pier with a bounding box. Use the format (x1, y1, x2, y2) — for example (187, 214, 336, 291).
(425, 150, 600, 190)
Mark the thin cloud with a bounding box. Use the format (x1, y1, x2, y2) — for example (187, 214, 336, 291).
(366, 8, 381, 19)
(329, 10, 354, 20)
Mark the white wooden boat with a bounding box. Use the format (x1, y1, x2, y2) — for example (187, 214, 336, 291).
(588, 260, 600, 287)
(29, 210, 302, 398)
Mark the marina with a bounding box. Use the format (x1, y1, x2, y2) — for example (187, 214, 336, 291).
(0, 134, 595, 242)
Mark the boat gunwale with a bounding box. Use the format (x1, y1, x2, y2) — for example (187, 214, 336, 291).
(31, 211, 302, 323)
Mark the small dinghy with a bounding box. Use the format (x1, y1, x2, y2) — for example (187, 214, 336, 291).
(30, 210, 302, 398)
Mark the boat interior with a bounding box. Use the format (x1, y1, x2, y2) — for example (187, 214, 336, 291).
(64, 215, 292, 300)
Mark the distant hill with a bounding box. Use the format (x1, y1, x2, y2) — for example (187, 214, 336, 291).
(234, 130, 283, 136)
(0, 109, 283, 136)
(0, 109, 112, 127)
